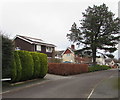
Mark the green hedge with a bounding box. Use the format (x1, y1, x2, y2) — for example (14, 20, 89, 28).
(88, 65, 110, 72)
(14, 51, 22, 82)
(18, 51, 34, 81)
(38, 53, 48, 78)
(30, 52, 41, 78)
(11, 54, 17, 82)
(10, 50, 48, 82)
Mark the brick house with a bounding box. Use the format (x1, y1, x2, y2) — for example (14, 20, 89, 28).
(13, 35, 56, 57)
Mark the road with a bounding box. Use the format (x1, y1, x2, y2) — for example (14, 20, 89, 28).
(2, 69, 119, 99)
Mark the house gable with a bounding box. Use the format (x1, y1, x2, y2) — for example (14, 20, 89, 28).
(64, 49, 72, 54)
(62, 48, 74, 55)
(14, 37, 35, 51)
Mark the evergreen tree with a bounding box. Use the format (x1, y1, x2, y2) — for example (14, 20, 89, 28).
(2, 34, 14, 78)
(67, 4, 120, 65)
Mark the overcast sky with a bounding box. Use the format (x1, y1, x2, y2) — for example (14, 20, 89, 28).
(0, 0, 119, 58)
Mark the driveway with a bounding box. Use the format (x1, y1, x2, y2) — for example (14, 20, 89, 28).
(2, 69, 119, 99)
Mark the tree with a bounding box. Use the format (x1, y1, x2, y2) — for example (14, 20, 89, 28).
(2, 33, 14, 78)
(67, 4, 120, 65)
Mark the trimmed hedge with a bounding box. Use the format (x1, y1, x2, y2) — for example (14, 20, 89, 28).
(10, 51, 48, 82)
(11, 54, 17, 82)
(14, 51, 22, 82)
(88, 65, 111, 72)
(30, 52, 41, 78)
(18, 51, 34, 81)
(48, 63, 88, 76)
(38, 53, 48, 78)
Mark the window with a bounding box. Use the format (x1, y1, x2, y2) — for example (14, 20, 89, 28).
(36, 45, 41, 51)
(66, 54, 70, 56)
(15, 47, 20, 50)
(46, 47, 53, 52)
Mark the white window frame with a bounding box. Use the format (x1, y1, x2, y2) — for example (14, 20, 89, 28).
(36, 45, 41, 51)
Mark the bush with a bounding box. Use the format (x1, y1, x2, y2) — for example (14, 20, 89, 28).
(38, 53, 48, 78)
(18, 51, 34, 81)
(14, 51, 22, 82)
(10, 55, 17, 82)
(48, 63, 88, 76)
(88, 65, 110, 72)
(30, 52, 41, 78)
(9, 51, 48, 82)
(2, 35, 14, 78)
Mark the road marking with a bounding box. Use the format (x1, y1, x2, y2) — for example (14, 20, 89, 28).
(87, 89, 94, 100)
(87, 72, 116, 99)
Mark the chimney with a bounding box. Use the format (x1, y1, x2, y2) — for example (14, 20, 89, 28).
(71, 44, 75, 50)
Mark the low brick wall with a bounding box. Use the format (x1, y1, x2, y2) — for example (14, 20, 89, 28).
(48, 63, 88, 76)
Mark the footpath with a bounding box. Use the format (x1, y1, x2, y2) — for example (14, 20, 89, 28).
(2, 74, 70, 94)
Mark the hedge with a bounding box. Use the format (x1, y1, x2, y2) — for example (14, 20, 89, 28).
(14, 51, 22, 82)
(30, 52, 41, 78)
(11, 54, 17, 82)
(48, 63, 88, 76)
(88, 65, 111, 72)
(38, 53, 48, 78)
(10, 51, 48, 82)
(18, 51, 34, 81)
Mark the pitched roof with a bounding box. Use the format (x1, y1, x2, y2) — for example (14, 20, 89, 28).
(62, 47, 75, 55)
(105, 59, 118, 63)
(14, 35, 56, 47)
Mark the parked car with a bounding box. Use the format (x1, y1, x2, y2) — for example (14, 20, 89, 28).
(63, 61, 72, 63)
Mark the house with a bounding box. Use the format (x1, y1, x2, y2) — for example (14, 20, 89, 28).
(62, 45, 75, 63)
(61, 45, 91, 63)
(96, 55, 106, 65)
(105, 59, 118, 68)
(13, 35, 56, 57)
(55, 50, 64, 59)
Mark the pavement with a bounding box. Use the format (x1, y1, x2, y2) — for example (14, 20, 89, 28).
(1, 69, 120, 99)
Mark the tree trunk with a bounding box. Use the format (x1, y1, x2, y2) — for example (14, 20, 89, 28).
(92, 46, 97, 66)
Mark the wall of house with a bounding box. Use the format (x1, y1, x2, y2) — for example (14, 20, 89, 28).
(109, 60, 115, 67)
(35, 45, 54, 57)
(14, 38, 55, 57)
(62, 53, 75, 62)
(14, 37, 35, 51)
(96, 57, 105, 65)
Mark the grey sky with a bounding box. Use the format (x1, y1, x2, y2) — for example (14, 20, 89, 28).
(0, 0, 119, 58)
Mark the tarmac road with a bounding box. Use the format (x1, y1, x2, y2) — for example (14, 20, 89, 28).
(2, 69, 119, 99)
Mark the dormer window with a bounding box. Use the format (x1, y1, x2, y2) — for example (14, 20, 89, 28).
(46, 47, 53, 52)
(36, 45, 41, 51)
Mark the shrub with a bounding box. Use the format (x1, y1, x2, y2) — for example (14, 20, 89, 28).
(48, 63, 88, 76)
(30, 52, 41, 78)
(14, 51, 22, 82)
(18, 50, 34, 81)
(10, 55, 17, 82)
(2, 34, 14, 78)
(38, 53, 48, 78)
(88, 65, 110, 72)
